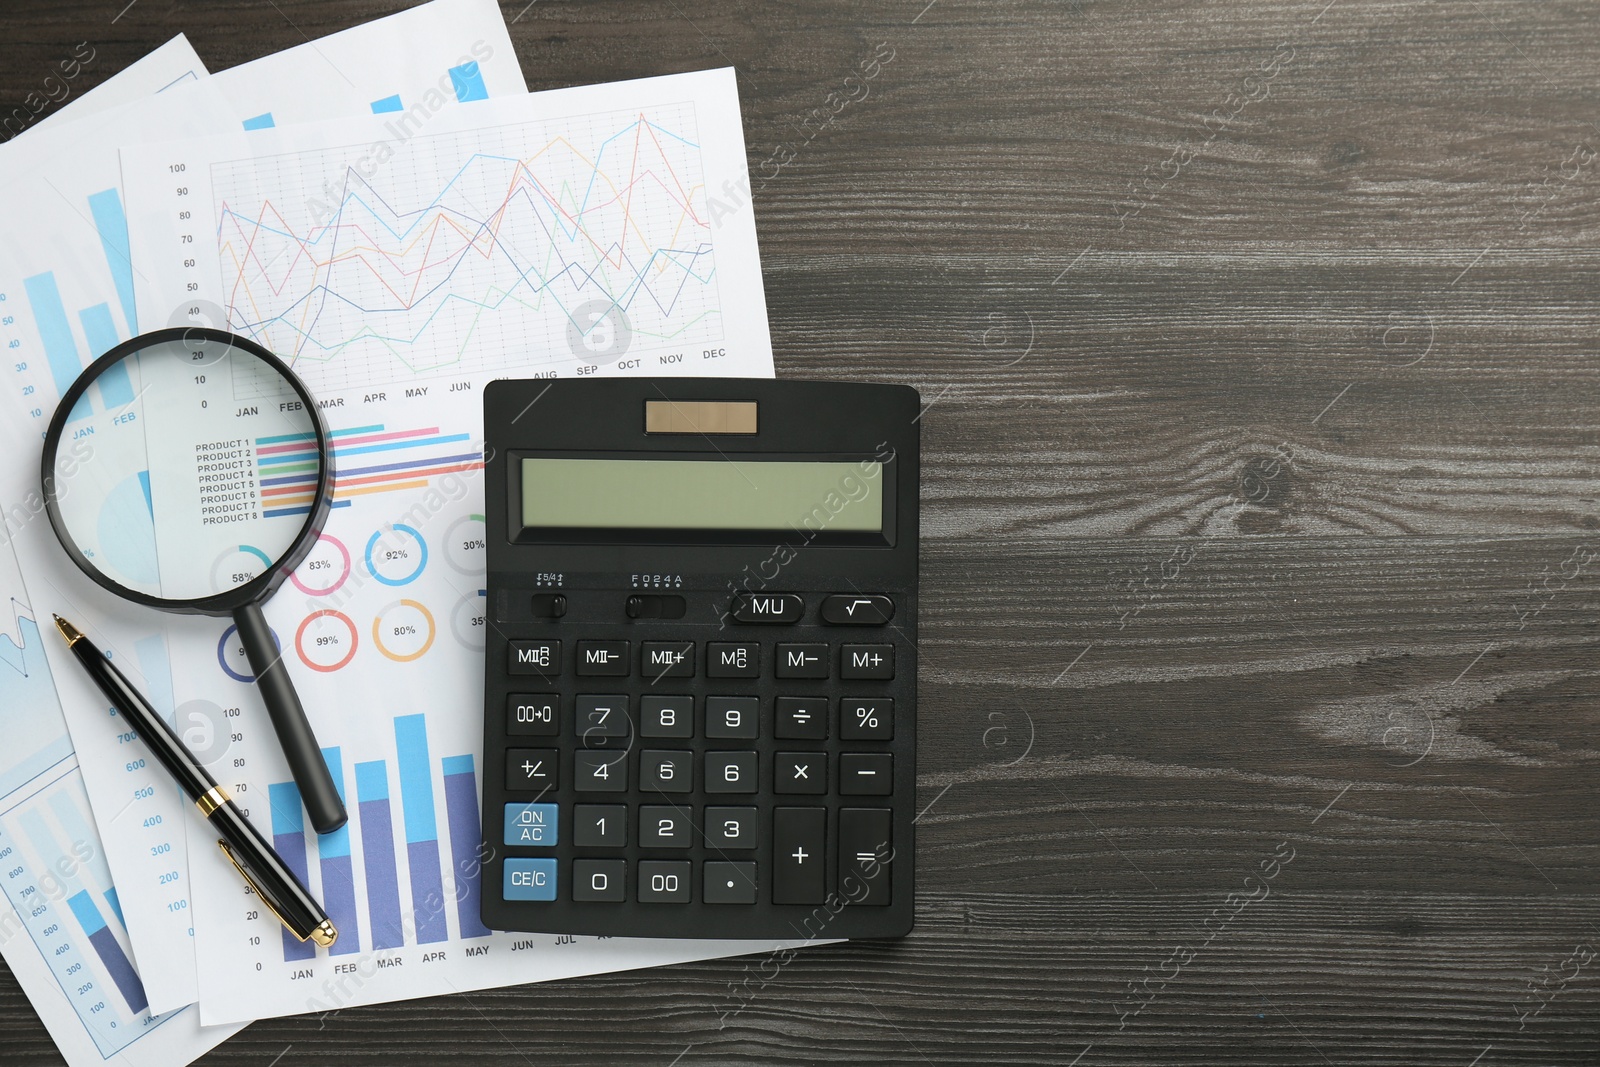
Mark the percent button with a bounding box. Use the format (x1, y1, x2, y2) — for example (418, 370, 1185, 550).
(840, 699, 893, 741)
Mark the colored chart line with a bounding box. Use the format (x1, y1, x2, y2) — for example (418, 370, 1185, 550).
(210, 105, 717, 384)
(256, 423, 482, 518)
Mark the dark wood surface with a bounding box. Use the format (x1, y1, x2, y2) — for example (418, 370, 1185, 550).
(4, 0, 1599, 1063)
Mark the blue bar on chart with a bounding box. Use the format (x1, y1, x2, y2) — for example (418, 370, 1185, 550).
(441, 754, 490, 939)
(448, 61, 488, 102)
(78, 303, 132, 405)
(87, 188, 137, 335)
(268, 782, 318, 962)
(371, 94, 404, 114)
(356, 760, 405, 950)
(22, 272, 91, 420)
(104, 887, 124, 926)
(395, 714, 448, 944)
(65, 891, 149, 1015)
(242, 112, 276, 131)
(317, 748, 362, 955)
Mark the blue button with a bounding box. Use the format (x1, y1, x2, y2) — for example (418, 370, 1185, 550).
(504, 858, 558, 901)
(504, 803, 559, 846)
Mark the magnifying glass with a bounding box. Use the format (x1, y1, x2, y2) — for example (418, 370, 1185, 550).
(41, 327, 348, 834)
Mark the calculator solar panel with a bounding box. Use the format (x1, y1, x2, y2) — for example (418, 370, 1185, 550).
(480, 378, 918, 939)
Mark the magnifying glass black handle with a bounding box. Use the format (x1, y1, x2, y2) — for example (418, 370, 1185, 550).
(233, 602, 348, 834)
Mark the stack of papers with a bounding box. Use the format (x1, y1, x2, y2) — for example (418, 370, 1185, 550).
(0, 3, 784, 1062)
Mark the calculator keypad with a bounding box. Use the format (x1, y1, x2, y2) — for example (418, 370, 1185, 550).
(489, 591, 909, 936)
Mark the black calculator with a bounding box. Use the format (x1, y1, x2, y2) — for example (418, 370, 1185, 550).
(479, 377, 919, 940)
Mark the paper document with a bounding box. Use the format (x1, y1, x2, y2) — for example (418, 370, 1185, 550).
(119, 67, 784, 1024)
(0, 43, 243, 1067)
(1, 0, 527, 1014)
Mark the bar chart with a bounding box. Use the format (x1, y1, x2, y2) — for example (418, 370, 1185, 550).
(15, 186, 140, 424)
(0, 765, 179, 1056)
(265, 715, 489, 962)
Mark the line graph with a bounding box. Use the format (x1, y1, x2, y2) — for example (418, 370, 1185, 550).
(211, 102, 721, 391)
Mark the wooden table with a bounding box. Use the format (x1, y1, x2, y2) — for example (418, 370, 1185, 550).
(4, 1, 1597, 1063)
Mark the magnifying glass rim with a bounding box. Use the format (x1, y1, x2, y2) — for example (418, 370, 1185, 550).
(40, 326, 334, 617)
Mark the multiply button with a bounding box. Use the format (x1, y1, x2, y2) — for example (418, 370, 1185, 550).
(821, 595, 894, 625)
(576, 640, 629, 676)
(506, 749, 558, 791)
(706, 642, 760, 678)
(775, 643, 828, 679)
(509, 640, 560, 678)
(729, 593, 804, 623)
(840, 644, 894, 680)
(775, 753, 827, 795)
(642, 641, 694, 679)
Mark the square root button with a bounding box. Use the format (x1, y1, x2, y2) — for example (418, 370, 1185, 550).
(503, 858, 557, 901)
(504, 803, 559, 846)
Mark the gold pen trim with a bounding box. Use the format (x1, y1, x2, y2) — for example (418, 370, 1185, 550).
(217, 840, 337, 947)
(197, 786, 231, 817)
(53, 614, 85, 646)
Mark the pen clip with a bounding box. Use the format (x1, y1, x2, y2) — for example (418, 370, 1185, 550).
(217, 839, 328, 945)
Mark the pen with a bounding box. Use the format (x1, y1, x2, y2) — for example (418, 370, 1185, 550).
(52, 614, 337, 949)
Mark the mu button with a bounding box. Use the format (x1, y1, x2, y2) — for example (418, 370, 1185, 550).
(730, 593, 804, 623)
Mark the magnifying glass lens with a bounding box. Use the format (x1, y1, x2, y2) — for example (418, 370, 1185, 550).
(49, 335, 324, 603)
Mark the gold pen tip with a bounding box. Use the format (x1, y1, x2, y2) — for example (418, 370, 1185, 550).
(52, 615, 84, 645)
(311, 920, 338, 948)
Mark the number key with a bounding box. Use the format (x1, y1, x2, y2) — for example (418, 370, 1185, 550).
(704, 807, 758, 849)
(573, 804, 626, 847)
(640, 695, 693, 738)
(576, 695, 631, 747)
(640, 750, 693, 793)
(638, 860, 691, 902)
(574, 750, 627, 792)
(706, 696, 758, 739)
(705, 751, 757, 793)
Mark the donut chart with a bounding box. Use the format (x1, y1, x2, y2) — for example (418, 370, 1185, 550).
(211, 544, 273, 594)
(216, 622, 281, 683)
(372, 599, 436, 662)
(289, 534, 352, 597)
(295, 610, 359, 672)
(444, 514, 487, 575)
(451, 589, 487, 649)
(365, 524, 427, 586)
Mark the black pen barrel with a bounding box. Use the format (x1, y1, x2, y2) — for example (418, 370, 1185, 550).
(207, 799, 331, 943)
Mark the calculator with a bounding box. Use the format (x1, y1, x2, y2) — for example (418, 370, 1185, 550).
(479, 377, 919, 940)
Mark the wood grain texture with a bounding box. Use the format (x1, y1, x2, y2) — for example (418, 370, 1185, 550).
(2, 0, 1598, 1063)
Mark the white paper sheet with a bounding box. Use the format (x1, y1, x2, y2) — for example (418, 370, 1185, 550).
(0, 42, 243, 1067)
(119, 67, 787, 1025)
(1, 0, 527, 1015)
(6, 36, 204, 143)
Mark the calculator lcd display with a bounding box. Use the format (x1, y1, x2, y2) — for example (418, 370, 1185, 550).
(520, 458, 884, 533)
